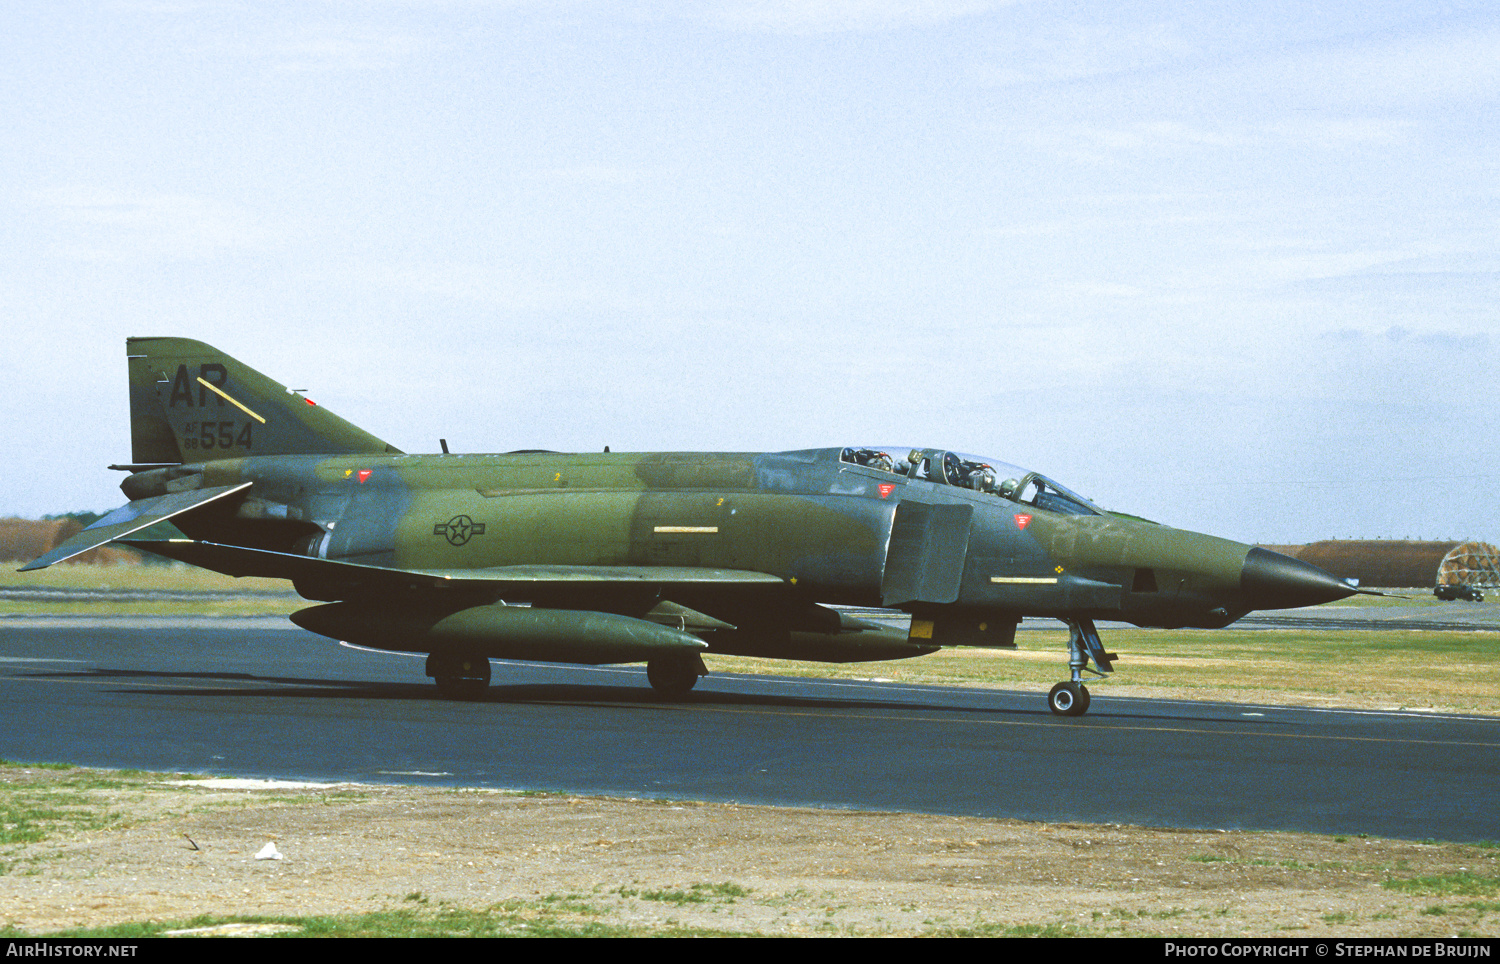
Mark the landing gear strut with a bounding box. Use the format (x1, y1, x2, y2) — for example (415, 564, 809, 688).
(1047, 618, 1117, 717)
(427, 653, 491, 701)
(646, 654, 707, 700)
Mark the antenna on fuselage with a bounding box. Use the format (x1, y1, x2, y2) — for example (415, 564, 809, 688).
(440, 439, 450, 454)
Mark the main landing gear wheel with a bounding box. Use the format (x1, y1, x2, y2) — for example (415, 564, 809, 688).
(1048, 681, 1090, 717)
(427, 654, 491, 701)
(646, 655, 705, 701)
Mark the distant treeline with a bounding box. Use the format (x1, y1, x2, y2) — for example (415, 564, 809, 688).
(1257, 539, 1496, 589)
(42, 510, 104, 528)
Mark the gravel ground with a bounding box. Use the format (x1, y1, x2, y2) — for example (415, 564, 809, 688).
(1, 770, 1495, 937)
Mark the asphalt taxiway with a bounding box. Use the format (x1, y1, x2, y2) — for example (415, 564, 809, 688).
(1, 616, 1496, 842)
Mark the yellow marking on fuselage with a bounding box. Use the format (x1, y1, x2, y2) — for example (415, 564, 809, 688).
(196, 377, 266, 423)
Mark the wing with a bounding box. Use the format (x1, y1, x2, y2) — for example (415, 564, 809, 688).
(116, 537, 785, 595)
(119, 537, 926, 662)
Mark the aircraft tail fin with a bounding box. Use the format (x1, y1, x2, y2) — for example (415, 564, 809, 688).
(127, 337, 402, 463)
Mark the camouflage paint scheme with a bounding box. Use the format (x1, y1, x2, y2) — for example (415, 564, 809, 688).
(23, 338, 1359, 714)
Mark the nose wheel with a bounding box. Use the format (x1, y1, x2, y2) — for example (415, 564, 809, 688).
(1047, 617, 1115, 716)
(1048, 681, 1090, 717)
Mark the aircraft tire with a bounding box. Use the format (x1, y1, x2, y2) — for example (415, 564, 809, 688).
(646, 657, 700, 700)
(429, 654, 491, 701)
(1048, 681, 1090, 717)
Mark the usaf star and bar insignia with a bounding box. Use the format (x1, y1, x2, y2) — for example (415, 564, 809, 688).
(434, 515, 486, 546)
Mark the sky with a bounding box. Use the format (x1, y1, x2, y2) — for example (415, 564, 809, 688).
(1, 0, 1496, 544)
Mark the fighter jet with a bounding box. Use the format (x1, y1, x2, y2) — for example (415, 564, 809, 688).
(23, 338, 1363, 716)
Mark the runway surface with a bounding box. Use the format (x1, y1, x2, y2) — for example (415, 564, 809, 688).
(2, 616, 1497, 842)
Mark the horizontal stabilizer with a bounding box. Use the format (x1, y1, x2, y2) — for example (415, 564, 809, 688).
(19, 483, 251, 571)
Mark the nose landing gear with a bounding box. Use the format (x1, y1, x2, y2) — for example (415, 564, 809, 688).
(1047, 618, 1116, 717)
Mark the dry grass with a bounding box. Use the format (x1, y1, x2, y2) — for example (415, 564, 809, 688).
(1, 563, 297, 616)
(2, 765, 1497, 938)
(2, 563, 290, 593)
(711, 627, 1500, 716)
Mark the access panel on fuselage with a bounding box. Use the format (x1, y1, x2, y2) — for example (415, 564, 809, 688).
(881, 499, 973, 606)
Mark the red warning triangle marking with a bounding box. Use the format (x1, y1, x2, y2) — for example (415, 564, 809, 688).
(877, 483, 895, 499)
(1015, 513, 1032, 529)
(357, 469, 372, 483)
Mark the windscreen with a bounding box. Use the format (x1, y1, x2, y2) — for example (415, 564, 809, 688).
(840, 446, 1100, 516)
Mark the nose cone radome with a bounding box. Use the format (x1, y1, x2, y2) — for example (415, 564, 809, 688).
(1240, 547, 1357, 610)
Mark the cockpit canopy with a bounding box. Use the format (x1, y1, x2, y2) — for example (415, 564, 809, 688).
(839, 446, 1101, 516)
